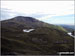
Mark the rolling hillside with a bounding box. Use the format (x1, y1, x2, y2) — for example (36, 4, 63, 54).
(1, 16, 74, 55)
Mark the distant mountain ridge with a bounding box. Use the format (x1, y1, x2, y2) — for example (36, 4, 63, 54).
(58, 24, 74, 32)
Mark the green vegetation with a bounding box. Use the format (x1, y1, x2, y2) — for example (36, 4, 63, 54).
(1, 16, 74, 55)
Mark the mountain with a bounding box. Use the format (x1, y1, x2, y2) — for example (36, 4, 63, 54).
(1, 16, 74, 55)
(1, 16, 67, 32)
(58, 24, 74, 32)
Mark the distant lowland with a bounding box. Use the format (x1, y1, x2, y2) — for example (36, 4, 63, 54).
(1, 16, 74, 55)
(57, 24, 74, 32)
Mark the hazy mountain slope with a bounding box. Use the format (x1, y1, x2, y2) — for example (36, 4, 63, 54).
(59, 24, 74, 32)
(1, 16, 74, 55)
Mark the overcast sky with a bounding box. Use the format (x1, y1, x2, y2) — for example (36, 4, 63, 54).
(1, 1, 74, 25)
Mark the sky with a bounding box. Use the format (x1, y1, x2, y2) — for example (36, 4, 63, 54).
(1, 1, 74, 25)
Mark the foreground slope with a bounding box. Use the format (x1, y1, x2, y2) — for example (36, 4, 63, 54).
(1, 16, 74, 55)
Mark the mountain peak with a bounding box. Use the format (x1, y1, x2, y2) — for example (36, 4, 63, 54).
(13, 16, 39, 22)
(1, 16, 67, 32)
(15, 16, 34, 19)
(14, 16, 36, 20)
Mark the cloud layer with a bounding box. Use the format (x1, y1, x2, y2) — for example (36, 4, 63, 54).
(1, 1, 74, 25)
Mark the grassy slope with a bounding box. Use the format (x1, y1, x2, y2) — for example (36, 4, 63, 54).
(1, 16, 74, 55)
(1, 27, 74, 55)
